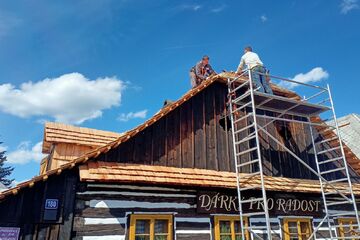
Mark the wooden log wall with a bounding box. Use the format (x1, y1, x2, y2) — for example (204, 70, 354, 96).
(97, 82, 359, 180)
(73, 182, 346, 240)
(0, 171, 77, 240)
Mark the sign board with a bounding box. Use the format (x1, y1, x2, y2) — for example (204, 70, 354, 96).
(197, 191, 323, 216)
(0, 227, 20, 240)
(45, 199, 58, 210)
(43, 198, 59, 221)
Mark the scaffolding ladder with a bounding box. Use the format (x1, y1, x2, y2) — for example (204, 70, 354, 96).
(227, 68, 360, 239)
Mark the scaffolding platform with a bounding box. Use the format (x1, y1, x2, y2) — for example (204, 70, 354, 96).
(227, 68, 360, 240)
(253, 91, 330, 117)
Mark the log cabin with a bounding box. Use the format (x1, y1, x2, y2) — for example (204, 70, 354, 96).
(1, 72, 360, 240)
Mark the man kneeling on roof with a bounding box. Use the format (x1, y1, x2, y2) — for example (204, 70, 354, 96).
(236, 46, 273, 94)
(190, 55, 216, 88)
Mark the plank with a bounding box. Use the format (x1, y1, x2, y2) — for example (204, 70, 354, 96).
(257, 109, 272, 175)
(214, 83, 230, 171)
(58, 173, 77, 240)
(172, 108, 182, 168)
(180, 100, 194, 168)
(274, 118, 290, 177)
(48, 224, 60, 240)
(204, 85, 218, 170)
(152, 117, 167, 165)
(143, 127, 153, 165)
(133, 130, 146, 163)
(193, 91, 206, 169)
(166, 108, 181, 167)
(176, 234, 210, 240)
(265, 111, 282, 177)
(22, 224, 35, 240)
(36, 224, 50, 240)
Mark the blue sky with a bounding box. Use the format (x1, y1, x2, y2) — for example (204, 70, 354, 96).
(0, 0, 359, 183)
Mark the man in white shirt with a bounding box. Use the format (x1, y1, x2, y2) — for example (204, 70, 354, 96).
(236, 46, 273, 94)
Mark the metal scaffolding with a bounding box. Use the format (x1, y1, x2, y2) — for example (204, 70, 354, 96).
(227, 68, 360, 239)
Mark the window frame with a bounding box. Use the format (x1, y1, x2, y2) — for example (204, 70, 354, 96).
(337, 218, 359, 239)
(129, 214, 173, 240)
(283, 217, 312, 240)
(214, 215, 250, 240)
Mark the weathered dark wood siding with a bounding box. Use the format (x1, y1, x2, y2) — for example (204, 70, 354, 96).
(0, 170, 77, 240)
(97, 82, 359, 180)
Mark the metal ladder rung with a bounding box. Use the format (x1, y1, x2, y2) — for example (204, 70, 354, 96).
(243, 226, 268, 230)
(241, 171, 261, 178)
(326, 200, 353, 206)
(240, 197, 264, 204)
(242, 212, 267, 217)
(324, 178, 349, 185)
(316, 136, 338, 145)
(321, 167, 346, 175)
(237, 159, 259, 168)
(324, 189, 350, 196)
(319, 156, 344, 165)
(232, 102, 252, 113)
(234, 113, 252, 124)
(235, 135, 256, 145)
(330, 224, 358, 228)
(236, 147, 258, 157)
(234, 123, 255, 135)
(231, 91, 251, 104)
(239, 185, 262, 192)
(230, 80, 250, 93)
(329, 212, 355, 217)
(229, 75, 248, 84)
(317, 146, 341, 155)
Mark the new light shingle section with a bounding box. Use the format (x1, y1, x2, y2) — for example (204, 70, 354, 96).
(334, 114, 360, 159)
(43, 122, 124, 153)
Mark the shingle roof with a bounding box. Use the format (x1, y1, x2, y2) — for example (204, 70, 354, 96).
(331, 114, 360, 159)
(0, 73, 358, 200)
(42, 122, 124, 153)
(79, 161, 360, 195)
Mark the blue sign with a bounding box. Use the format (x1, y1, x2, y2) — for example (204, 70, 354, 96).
(45, 199, 58, 210)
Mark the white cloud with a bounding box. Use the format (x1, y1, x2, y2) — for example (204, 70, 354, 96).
(0, 73, 125, 124)
(260, 15, 268, 22)
(340, 0, 359, 14)
(117, 109, 148, 122)
(6, 141, 44, 165)
(11, 179, 29, 187)
(177, 4, 202, 11)
(211, 5, 227, 13)
(279, 67, 329, 89)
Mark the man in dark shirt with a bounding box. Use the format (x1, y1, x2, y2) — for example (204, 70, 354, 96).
(189, 55, 215, 88)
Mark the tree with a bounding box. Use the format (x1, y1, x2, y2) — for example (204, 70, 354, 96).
(0, 142, 14, 187)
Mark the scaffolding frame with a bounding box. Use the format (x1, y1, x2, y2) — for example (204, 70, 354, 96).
(227, 68, 360, 239)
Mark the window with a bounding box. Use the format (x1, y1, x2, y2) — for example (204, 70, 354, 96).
(338, 218, 359, 239)
(129, 215, 173, 240)
(214, 216, 250, 240)
(283, 218, 312, 240)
